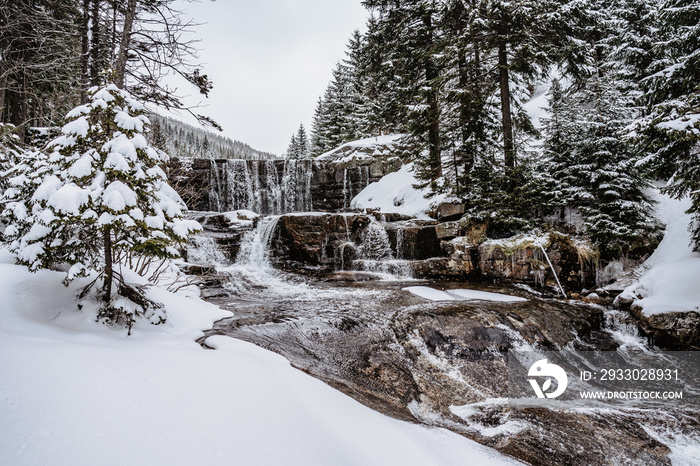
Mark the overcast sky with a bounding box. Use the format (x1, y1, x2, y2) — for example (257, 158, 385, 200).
(173, 0, 369, 156)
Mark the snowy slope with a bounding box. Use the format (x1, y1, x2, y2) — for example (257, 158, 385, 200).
(316, 134, 406, 161)
(351, 162, 448, 217)
(620, 187, 700, 315)
(0, 251, 518, 466)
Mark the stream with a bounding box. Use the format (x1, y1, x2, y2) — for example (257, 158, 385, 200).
(192, 215, 700, 466)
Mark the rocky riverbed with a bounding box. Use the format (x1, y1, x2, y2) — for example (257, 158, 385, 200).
(185, 215, 700, 466)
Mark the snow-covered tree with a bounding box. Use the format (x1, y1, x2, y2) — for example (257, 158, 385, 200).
(637, 0, 700, 248)
(296, 123, 309, 159)
(544, 58, 660, 256)
(286, 124, 310, 159)
(286, 133, 299, 159)
(1, 84, 201, 332)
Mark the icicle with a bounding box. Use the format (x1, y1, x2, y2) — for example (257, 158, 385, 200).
(539, 244, 566, 298)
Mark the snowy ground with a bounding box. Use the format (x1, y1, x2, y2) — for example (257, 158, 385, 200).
(352, 162, 448, 217)
(620, 186, 700, 315)
(0, 250, 518, 466)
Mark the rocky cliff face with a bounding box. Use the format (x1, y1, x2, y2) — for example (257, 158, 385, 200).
(259, 210, 596, 291)
(166, 152, 403, 214)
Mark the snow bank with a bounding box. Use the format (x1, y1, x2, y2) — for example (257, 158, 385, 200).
(316, 134, 406, 161)
(0, 255, 517, 466)
(620, 187, 700, 315)
(352, 163, 448, 217)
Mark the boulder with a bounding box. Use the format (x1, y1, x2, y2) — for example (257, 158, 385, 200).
(410, 258, 475, 280)
(434, 202, 465, 221)
(435, 221, 461, 240)
(629, 307, 700, 350)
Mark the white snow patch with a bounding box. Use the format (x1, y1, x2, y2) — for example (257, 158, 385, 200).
(62, 117, 89, 138)
(0, 260, 518, 466)
(69, 153, 95, 178)
(47, 183, 89, 215)
(102, 181, 137, 211)
(352, 163, 447, 217)
(620, 186, 700, 315)
(404, 286, 456, 301)
(405, 286, 527, 303)
(446, 289, 527, 303)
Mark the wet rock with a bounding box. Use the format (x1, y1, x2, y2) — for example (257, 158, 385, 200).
(410, 258, 475, 280)
(384, 220, 442, 260)
(478, 234, 595, 291)
(178, 263, 217, 276)
(188, 211, 252, 262)
(381, 213, 413, 223)
(435, 221, 462, 240)
(630, 307, 700, 350)
(489, 408, 673, 466)
(324, 271, 387, 282)
(271, 213, 371, 268)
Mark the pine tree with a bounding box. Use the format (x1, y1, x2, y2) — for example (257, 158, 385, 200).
(286, 133, 299, 159)
(637, 0, 700, 248)
(546, 53, 660, 257)
(1, 84, 201, 332)
(295, 123, 309, 159)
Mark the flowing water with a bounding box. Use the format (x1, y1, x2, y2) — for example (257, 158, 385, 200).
(208, 159, 314, 214)
(192, 218, 700, 465)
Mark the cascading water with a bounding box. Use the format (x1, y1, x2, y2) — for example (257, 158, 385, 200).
(282, 159, 313, 213)
(235, 216, 281, 269)
(187, 234, 229, 266)
(209, 159, 313, 215)
(353, 217, 413, 279)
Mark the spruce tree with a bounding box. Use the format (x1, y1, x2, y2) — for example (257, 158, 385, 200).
(296, 123, 309, 159)
(637, 0, 700, 248)
(286, 133, 299, 159)
(545, 56, 660, 256)
(1, 84, 201, 332)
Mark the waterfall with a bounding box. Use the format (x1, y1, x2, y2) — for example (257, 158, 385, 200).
(225, 159, 254, 211)
(342, 169, 349, 211)
(360, 218, 394, 261)
(354, 217, 413, 279)
(235, 216, 281, 269)
(395, 228, 405, 260)
(187, 234, 228, 267)
(209, 160, 224, 211)
(282, 159, 313, 213)
(209, 159, 313, 215)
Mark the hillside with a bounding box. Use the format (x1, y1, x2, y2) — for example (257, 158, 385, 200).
(149, 115, 277, 160)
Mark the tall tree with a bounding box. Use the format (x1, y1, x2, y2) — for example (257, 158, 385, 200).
(637, 0, 700, 248)
(362, 0, 444, 183)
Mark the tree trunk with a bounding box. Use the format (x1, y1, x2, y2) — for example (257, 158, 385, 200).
(0, 59, 7, 121)
(498, 41, 515, 170)
(422, 12, 442, 181)
(80, 0, 90, 103)
(90, 0, 101, 86)
(11, 68, 28, 142)
(103, 227, 113, 302)
(115, 0, 137, 88)
(458, 51, 472, 172)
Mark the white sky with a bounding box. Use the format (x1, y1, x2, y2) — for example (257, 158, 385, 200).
(173, 0, 369, 156)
